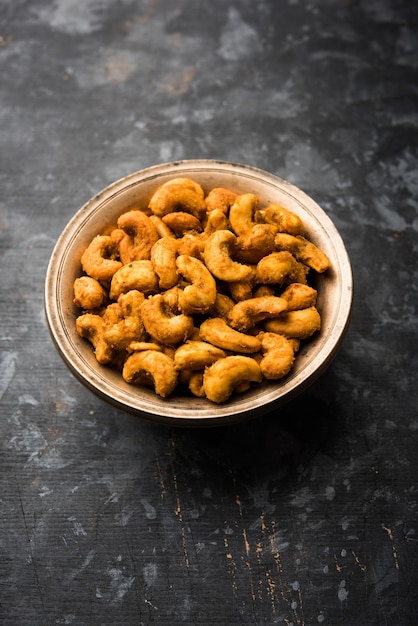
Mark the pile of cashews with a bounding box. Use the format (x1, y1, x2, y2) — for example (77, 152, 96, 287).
(73, 177, 331, 404)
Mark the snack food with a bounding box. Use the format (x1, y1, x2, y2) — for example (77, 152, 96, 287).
(73, 177, 331, 403)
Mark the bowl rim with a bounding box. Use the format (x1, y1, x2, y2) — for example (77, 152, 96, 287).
(44, 159, 353, 427)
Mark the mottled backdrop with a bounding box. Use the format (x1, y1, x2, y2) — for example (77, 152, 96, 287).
(1, 1, 417, 625)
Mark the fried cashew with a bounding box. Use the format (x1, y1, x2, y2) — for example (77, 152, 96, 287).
(274, 233, 331, 273)
(199, 317, 261, 354)
(148, 178, 206, 219)
(109, 260, 159, 300)
(73, 276, 107, 310)
(205, 187, 237, 214)
(122, 350, 178, 397)
(150, 237, 179, 290)
(162, 211, 202, 235)
(103, 290, 147, 350)
(264, 306, 321, 339)
(209, 292, 235, 319)
(140, 291, 194, 345)
(203, 230, 253, 282)
(75, 313, 115, 364)
(203, 356, 262, 403)
(229, 193, 259, 236)
(176, 233, 206, 260)
(228, 295, 288, 332)
(256, 204, 305, 236)
(280, 283, 317, 310)
(228, 278, 254, 302)
(149, 214, 176, 239)
(257, 332, 296, 380)
(236, 224, 276, 264)
(188, 371, 206, 397)
(256, 251, 309, 286)
(176, 254, 217, 315)
(80, 234, 122, 282)
(203, 208, 229, 236)
(174, 341, 226, 371)
(117, 210, 160, 264)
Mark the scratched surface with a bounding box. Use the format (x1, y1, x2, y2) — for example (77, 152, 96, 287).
(1, 0, 418, 624)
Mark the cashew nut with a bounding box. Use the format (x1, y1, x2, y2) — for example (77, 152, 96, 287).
(140, 291, 194, 345)
(151, 237, 179, 290)
(148, 178, 206, 219)
(103, 290, 147, 350)
(80, 235, 122, 282)
(122, 349, 178, 397)
(73, 276, 107, 310)
(257, 332, 296, 380)
(264, 306, 321, 339)
(199, 317, 261, 354)
(228, 295, 288, 332)
(205, 187, 237, 214)
(280, 283, 317, 310)
(162, 211, 203, 235)
(149, 214, 176, 239)
(174, 341, 226, 370)
(274, 233, 331, 273)
(229, 193, 258, 236)
(256, 251, 309, 286)
(236, 224, 276, 264)
(203, 355, 262, 403)
(176, 254, 217, 315)
(188, 371, 206, 397)
(117, 210, 160, 264)
(256, 204, 305, 236)
(75, 313, 115, 364)
(203, 208, 229, 236)
(109, 260, 159, 300)
(203, 230, 253, 282)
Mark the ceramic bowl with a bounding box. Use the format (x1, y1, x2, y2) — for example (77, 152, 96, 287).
(44, 160, 353, 427)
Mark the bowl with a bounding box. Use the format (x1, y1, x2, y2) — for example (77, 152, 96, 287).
(44, 160, 353, 427)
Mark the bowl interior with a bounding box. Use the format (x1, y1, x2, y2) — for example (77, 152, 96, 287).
(45, 160, 352, 426)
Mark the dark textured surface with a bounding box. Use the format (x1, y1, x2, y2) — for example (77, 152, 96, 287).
(1, 1, 417, 624)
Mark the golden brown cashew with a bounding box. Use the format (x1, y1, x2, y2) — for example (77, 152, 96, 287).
(199, 317, 261, 354)
(228, 295, 288, 332)
(117, 210, 160, 264)
(205, 187, 237, 214)
(162, 211, 203, 235)
(203, 356, 262, 403)
(256, 251, 309, 286)
(80, 235, 122, 282)
(176, 233, 206, 260)
(257, 332, 296, 380)
(203, 208, 229, 236)
(174, 341, 226, 371)
(208, 293, 235, 319)
(122, 350, 178, 397)
(103, 290, 147, 350)
(140, 291, 194, 345)
(274, 233, 331, 273)
(203, 230, 253, 282)
(256, 204, 305, 236)
(148, 178, 206, 219)
(280, 283, 317, 310)
(264, 306, 321, 339)
(149, 214, 176, 239)
(109, 260, 159, 300)
(151, 237, 179, 290)
(75, 313, 114, 364)
(235, 224, 276, 264)
(73, 276, 107, 310)
(176, 254, 217, 315)
(229, 193, 259, 236)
